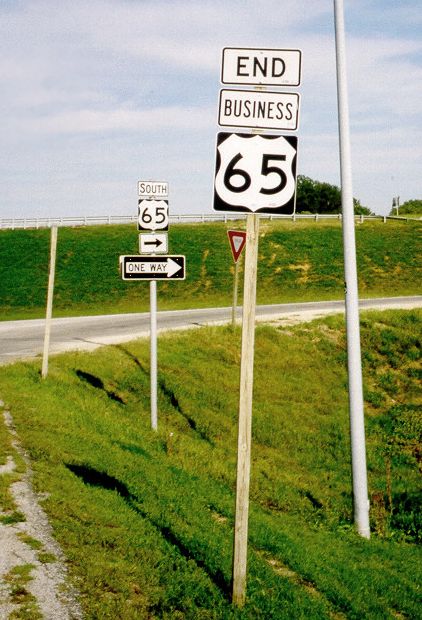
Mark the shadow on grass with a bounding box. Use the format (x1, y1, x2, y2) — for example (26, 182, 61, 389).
(75, 370, 125, 404)
(112, 344, 148, 374)
(112, 344, 213, 444)
(65, 462, 231, 598)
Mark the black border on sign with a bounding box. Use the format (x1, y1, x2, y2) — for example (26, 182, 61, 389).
(213, 132, 298, 215)
(137, 199, 169, 232)
(218, 90, 300, 132)
(121, 255, 186, 281)
(221, 47, 302, 87)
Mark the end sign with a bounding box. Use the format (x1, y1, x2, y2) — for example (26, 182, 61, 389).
(221, 47, 302, 87)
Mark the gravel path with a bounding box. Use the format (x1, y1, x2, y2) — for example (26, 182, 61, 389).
(0, 402, 83, 619)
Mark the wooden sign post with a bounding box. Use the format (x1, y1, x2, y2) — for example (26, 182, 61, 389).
(42, 225, 58, 379)
(214, 47, 300, 607)
(232, 214, 259, 606)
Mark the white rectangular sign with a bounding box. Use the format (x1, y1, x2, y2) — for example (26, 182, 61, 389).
(139, 232, 168, 254)
(120, 255, 185, 280)
(219, 90, 300, 131)
(221, 48, 302, 87)
(138, 181, 169, 198)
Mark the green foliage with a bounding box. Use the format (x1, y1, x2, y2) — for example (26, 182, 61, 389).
(389, 199, 422, 216)
(296, 175, 342, 213)
(296, 176, 372, 215)
(0, 510, 26, 525)
(353, 199, 372, 216)
(0, 219, 420, 320)
(5, 564, 43, 620)
(357, 310, 421, 542)
(0, 310, 420, 618)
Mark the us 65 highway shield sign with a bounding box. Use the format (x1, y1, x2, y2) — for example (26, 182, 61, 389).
(213, 132, 297, 215)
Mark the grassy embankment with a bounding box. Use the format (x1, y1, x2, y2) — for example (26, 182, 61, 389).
(0, 218, 420, 320)
(0, 308, 420, 618)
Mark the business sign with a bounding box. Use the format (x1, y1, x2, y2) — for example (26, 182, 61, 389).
(227, 230, 247, 263)
(138, 181, 169, 198)
(221, 47, 302, 87)
(214, 132, 297, 214)
(139, 232, 168, 254)
(120, 255, 185, 280)
(218, 89, 299, 131)
(138, 200, 169, 231)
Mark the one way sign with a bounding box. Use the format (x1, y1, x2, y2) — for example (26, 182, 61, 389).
(120, 255, 185, 280)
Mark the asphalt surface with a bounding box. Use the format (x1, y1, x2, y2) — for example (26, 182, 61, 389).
(0, 296, 421, 365)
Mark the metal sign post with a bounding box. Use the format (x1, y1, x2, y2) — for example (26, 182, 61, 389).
(232, 260, 240, 328)
(227, 230, 247, 328)
(42, 225, 58, 379)
(137, 182, 170, 432)
(121, 181, 186, 431)
(150, 279, 158, 430)
(334, 0, 370, 538)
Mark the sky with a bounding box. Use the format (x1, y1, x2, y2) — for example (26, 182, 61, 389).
(1, 0, 421, 219)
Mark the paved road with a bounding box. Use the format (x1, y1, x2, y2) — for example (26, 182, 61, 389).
(0, 296, 421, 365)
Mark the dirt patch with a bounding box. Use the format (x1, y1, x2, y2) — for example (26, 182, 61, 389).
(0, 402, 83, 619)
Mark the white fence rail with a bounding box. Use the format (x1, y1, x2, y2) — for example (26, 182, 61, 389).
(0, 213, 417, 230)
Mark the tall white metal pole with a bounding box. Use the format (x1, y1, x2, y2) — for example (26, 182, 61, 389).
(334, 0, 370, 538)
(150, 280, 158, 430)
(42, 225, 58, 379)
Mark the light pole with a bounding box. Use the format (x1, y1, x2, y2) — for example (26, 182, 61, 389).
(334, 0, 370, 539)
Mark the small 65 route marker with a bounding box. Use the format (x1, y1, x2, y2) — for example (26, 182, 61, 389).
(138, 199, 169, 231)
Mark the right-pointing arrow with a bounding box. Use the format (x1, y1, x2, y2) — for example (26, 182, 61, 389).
(166, 257, 182, 278)
(145, 239, 163, 248)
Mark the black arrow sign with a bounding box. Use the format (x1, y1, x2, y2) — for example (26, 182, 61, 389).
(120, 255, 186, 281)
(139, 233, 168, 254)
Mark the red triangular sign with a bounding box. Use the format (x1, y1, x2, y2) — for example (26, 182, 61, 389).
(227, 230, 247, 263)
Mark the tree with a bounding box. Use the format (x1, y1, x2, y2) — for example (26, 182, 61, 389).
(296, 175, 372, 215)
(353, 199, 372, 216)
(389, 199, 422, 216)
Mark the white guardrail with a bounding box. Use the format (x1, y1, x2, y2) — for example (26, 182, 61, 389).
(0, 213, 418, 230)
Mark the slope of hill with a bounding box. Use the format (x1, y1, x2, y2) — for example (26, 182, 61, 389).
(0, 219, 421, 320)
(0, 309, 420, 618)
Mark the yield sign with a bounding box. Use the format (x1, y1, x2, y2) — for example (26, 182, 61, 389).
(227, 230, 247, 263)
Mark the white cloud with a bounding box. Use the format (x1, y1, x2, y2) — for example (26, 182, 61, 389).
(0, 0, 421, 219)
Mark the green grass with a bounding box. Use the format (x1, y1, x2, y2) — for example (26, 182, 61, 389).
(5, 564, 43, 620)
(0, 219, 420, 320)
(0, 309, 420, 618)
